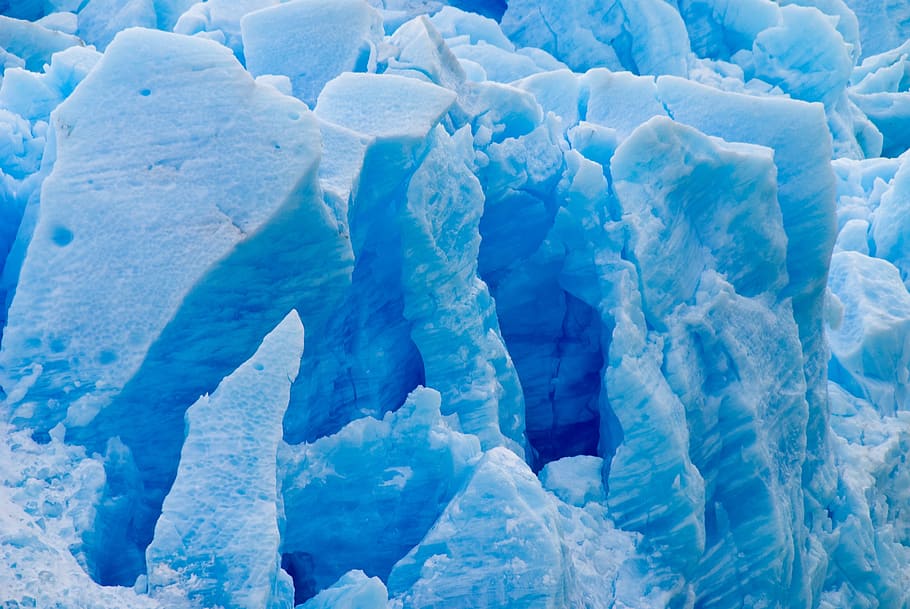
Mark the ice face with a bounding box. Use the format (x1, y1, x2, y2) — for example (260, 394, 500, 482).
(242, 0, 384, 107)
(3, 2, 910, 609)
(281, 387, 480, 596)
(146, 311, 304, 609)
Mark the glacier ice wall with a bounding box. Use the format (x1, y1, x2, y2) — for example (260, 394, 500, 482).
(3, 1, 910, 608)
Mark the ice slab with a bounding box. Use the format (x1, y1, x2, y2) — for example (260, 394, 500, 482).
(242, 0, 383, 107)
(146, 312, 304, 609)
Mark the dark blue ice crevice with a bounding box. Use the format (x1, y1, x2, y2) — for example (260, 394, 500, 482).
(472, 98, 611, 468)
(285, 135, 427, 445)
(450, 0, 507, 21)
(286, 73, 453, 445)
(293, 71, 528, 454)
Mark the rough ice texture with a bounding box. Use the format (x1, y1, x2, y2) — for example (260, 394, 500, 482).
(146, 311, 304, 609)
(241, 0, 384, 107)
(4, 2, 910, 609)
(281, 387, 480, 594)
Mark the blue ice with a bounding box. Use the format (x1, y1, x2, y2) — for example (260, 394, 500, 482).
(1, 2, 910, 609)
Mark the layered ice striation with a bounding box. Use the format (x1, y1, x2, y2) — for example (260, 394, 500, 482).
(4, 1, 910, 609)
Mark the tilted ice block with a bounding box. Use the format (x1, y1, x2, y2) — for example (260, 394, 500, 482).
(281, 387, 480, 593)
(76, 0, 157, 50)
(459, 80, 542, 145)
(828, 251, 910, 414)
(582, 69, 668, 138)
(514, 70, 582, 129)
(448, 39, 566, 83)
(0, 28, 352, 581)
(146, 312, 304, 609)
(242, 0, 384, 107)
(315, 72, 456, 142)
(2, 25, 349, 426)
(0, 15, 82, 72)
(388, 446, 641, 609)
(174, 0, 277, 64)
(300, 570, 389, 609)
(386, 15, 466, 91)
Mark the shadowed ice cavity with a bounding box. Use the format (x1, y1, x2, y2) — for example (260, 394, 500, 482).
(468, 79, 612, 470)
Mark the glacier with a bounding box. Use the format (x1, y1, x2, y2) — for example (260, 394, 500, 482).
(2, 0, 910, 608)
